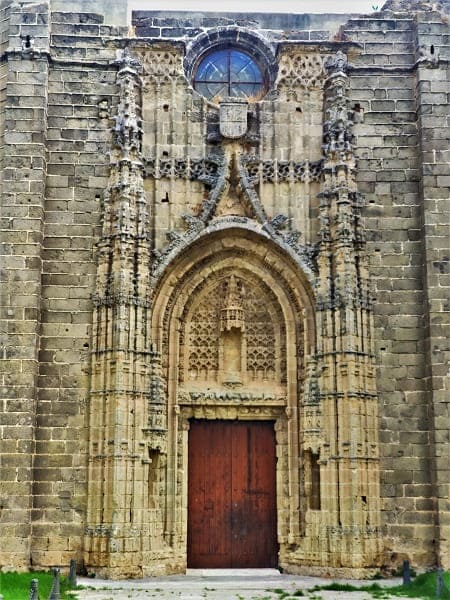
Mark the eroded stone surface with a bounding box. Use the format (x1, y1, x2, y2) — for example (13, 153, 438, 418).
(0, 0, 448, 578)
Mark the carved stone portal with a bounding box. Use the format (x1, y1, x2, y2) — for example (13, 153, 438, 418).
(84, 43, 383, 578)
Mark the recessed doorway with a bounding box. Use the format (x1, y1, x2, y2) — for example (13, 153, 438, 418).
(187, 420, 278, 568)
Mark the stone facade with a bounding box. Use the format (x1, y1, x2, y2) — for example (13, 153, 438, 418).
(0, 0, 449, 579)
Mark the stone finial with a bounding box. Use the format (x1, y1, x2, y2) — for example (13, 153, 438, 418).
(113, 49, 143, 154)
(324, 50, 348, 75)
(116, 46, 143, 74)
(269, 214, 290, 231)
(322, 54, 354, 160)
(220, 276, 245, 332)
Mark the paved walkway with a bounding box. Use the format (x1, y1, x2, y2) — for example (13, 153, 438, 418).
(74, 569, 409, 600)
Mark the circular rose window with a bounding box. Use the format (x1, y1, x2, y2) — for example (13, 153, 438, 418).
(193, 47, 266, 102)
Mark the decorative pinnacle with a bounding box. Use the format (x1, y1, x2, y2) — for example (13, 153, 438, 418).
(324, 50, 348, 76)
(116, 46, 143, 75)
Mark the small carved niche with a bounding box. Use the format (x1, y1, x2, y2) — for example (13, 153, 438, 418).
(304, 450, 321, 510)
(147, 449, 160, 509)
(219, 276, 246, 385)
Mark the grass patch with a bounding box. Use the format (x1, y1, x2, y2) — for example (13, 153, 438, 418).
(310, 582, 363, 592)
(309, 571, 450, 599)
(385, 570, 450, 599)
(308, 582, 388, 597)
(266, 589, 290, 598)
(0, 570, 78, 600)
(265, 590, 304, 599)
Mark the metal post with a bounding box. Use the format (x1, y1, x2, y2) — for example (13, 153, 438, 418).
(402, 559, 411, 586)
(436, 567, 444, 598)
(48, 567, 60, 600)
(29, 578, 39, 600)
(69, 559, 77, 587)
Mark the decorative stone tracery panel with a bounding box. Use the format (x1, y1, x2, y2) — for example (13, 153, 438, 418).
(185, 287, 220, 382)
(276, 52, 328, 93)
(136, 45, 184, 83)
(180, 271, 287, 386)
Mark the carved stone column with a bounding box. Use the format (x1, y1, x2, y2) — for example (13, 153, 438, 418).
(316, 51, 382, 569)
(85, 49, 165, 576)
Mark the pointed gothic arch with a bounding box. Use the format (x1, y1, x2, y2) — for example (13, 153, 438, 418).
(149, 226, 317, 566)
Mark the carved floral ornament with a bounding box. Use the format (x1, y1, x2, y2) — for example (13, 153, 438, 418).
(177, 390, 286, 404)
(178, 404, 287, 426)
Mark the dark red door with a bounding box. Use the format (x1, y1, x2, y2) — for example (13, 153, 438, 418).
(188, 420, 278, 568)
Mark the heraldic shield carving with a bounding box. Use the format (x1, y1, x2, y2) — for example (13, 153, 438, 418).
(219, 99, 248, 139)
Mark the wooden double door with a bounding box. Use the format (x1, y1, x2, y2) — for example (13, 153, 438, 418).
(187, 420, 278, 568)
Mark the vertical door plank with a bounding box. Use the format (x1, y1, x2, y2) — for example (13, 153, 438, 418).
(187, 421, 232, 567)
(231, 422, 278, 567)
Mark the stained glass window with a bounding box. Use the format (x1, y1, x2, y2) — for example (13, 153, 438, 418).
(193, 48, 265, 101)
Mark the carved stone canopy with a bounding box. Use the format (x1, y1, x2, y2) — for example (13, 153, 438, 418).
(220, 275, 245, 332)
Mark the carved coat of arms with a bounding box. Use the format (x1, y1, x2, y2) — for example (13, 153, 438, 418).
(219, 100, 248, 139)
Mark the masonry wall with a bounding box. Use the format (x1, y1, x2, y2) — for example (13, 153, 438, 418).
(33, 9, 129, 567)
(346, 13, 435, 567)
(343, 8, 449, 567)
(0, 0, 449, 574)
(0, 0, 50, 568)
(0, 2, 11, 162)
(0, 1, 127, 568)
(414, 12, 450, 566)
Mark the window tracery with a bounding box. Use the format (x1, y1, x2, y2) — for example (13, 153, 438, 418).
(193, 47, 266, 101)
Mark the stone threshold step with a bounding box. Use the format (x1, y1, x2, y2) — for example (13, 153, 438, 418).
(186, 568, 282, 577)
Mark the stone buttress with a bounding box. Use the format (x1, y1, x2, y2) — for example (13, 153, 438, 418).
(313, 52, 383, 568)
(85, 49, 167, 576)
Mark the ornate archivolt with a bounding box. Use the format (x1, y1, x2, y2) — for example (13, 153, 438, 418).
(152, 229, 316, 369)
(150, 227, 316, 549)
